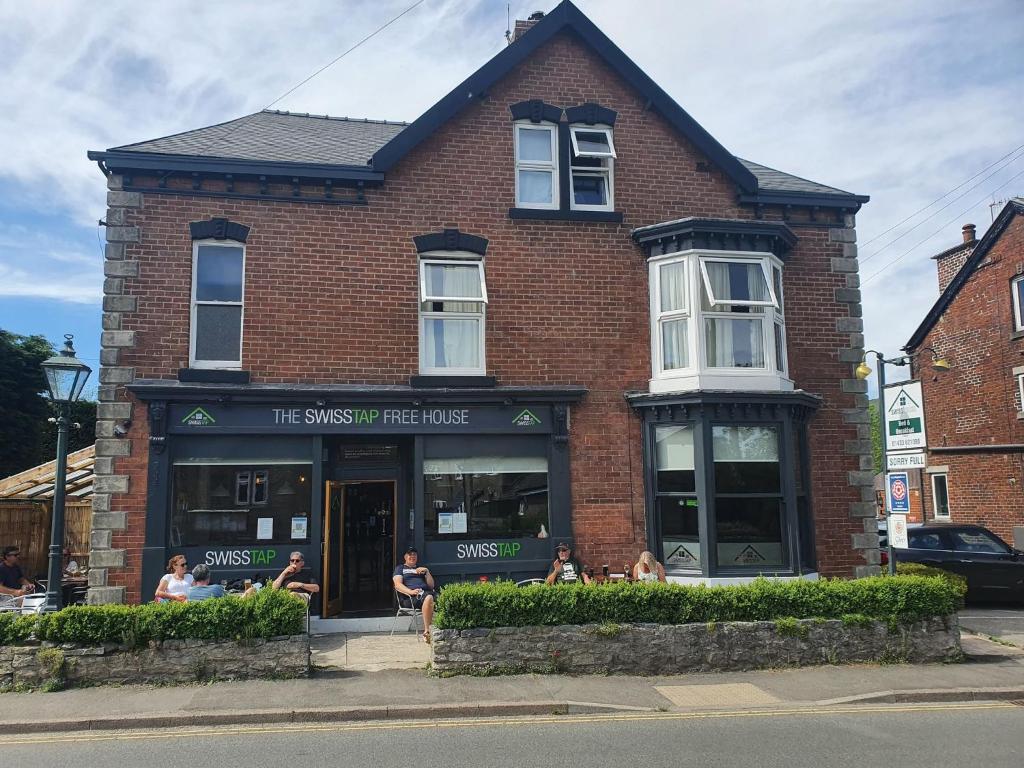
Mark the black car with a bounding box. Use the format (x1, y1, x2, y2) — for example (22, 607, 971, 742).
(885, 524, 1024, 603)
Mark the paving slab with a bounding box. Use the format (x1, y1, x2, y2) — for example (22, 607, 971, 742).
(958, 607, 1024, 649)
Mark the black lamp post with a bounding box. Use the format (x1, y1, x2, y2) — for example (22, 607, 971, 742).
(40, 334, 91, 612)
(856, 347, 951, 576)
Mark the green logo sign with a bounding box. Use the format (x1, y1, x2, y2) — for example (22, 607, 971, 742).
(512, 409, 541, 427)
(182, 407, 216, 427)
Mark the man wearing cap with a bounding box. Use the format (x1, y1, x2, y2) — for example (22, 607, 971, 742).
(393, 547, 436, 641)
(546, 542, 591, 585)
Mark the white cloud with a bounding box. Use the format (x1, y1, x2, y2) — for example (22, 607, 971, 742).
(0, 0, 1021, 365)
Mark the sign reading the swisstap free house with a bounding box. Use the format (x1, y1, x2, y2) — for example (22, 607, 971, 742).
(883, 381, 927, 452)
(168, 404, 553, 434)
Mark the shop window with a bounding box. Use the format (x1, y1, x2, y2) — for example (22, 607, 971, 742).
(171, 463, 311, 546)
(514, 123, 558, 209)
(649, 252, 787, 388)
(569, 125, 615, 211)
(423, 456, 549, 540)
(1013, 275, 1024, 332)
(654, 425, 700, 569)
(712, 425, 784, 568)
(419, 256, 487, 374)
(931, 473, 950, 519)
(191, 241, 244, 369)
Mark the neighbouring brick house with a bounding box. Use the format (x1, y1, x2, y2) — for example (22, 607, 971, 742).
(85, 1, 873, 611)
(906, 199, 1024, 547)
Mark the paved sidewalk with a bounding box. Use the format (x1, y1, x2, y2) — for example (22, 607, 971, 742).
(4, 631, 1024, 734)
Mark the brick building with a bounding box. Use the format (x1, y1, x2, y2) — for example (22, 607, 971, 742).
(84, 1, 874, 612)
(906, 199, 1024, 546)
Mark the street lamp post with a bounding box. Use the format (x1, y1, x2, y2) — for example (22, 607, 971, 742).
(856, 347, 951, 576)
(40, 335, 91, 612)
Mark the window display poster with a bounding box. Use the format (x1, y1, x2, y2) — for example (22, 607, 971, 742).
(437, 512, 454, 534)
(257, 517, 274, 540)
(452, 511, 468, 534)
(291, 517, 308, 539)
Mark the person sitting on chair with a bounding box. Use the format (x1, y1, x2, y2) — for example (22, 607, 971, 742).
(0, 547, 35, 605)
(392, 547, 435, 642)
(186, 564, 226, 601)
(272, 552, 320, 600)
(545, 542, 591, 585)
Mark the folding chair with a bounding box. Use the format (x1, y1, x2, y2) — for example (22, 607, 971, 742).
(390, 591, 422, 636)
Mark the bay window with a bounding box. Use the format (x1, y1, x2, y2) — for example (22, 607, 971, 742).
(649, 250, 789, 392)
(419, 254, 487, 374)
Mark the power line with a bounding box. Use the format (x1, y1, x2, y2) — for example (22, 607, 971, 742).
(860, 142, 1024, 249)
(861, 167, 1024, 287)
(859, 147, 1024, 263)
(163, 0, 425, 170)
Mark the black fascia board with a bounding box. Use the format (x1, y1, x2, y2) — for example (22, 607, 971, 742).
(127, 379, 588, 405)
(905, 199, 1024, 352)
(87, 150, 385, 185)
(370, 0, 759, 194)
(508, 207, 623, 223)
(625, 388, 822, 411)
(737, 190, 870, 210)
(631, 217, 797, 259)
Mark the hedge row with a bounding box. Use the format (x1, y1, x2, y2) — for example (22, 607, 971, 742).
(0, 587, 307, 647)
(433, 575, 962, 630)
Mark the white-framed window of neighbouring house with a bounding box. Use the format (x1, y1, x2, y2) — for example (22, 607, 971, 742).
(1012, 275, 1024, 331)
(931, 473, 950, 519)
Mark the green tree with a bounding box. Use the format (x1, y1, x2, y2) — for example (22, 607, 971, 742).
(0, 331, 53, 477)
(868, 399, 882, 474)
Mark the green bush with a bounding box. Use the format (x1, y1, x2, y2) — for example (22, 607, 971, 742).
(3, 587, 307, 648)
(894, 562, 968, 607)
(433, 575, 960, 630)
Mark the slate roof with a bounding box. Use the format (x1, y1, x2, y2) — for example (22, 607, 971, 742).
(110, 110, 408, 167)
(107, 110, 853, 198)
(738, 159, 859, 199)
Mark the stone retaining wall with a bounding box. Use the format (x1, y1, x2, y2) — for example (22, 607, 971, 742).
(0, 635, 309, 689)
(431, 616, 960, 675)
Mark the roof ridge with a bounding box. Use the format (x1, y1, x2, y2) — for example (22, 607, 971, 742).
(261, 109, 409, 126)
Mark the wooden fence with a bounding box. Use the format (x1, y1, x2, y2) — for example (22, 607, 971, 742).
(0, 500, 92, 580)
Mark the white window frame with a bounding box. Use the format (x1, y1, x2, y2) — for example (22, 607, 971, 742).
(1013, 275, 1024, 331)
(569, 123, 615, 212)
(418, 251, 487, 376)
(514, 122, 558, 210)
(190, 240, 245, 370)
(698, 258, 778, 308)
(931, 473, 951, 519)
(1018, 373, 1024, 412)
(648, 250, 790, 392)
(569, 126, 617, 159)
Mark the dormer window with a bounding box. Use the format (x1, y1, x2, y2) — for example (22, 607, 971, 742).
(649, 250, 790, 393)
(514, 123, 558, 209)
(569, 125, 615, 211)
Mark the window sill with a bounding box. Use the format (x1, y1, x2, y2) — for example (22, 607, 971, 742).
(1012, 329, 1024, 341)
(178, 368, 251, 384)
(509, 208, 623, 223)
(410, 375, 497, 388)
(648, 371, 794, 394)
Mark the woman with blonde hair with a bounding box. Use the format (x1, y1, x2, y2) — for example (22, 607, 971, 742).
(632, 551, 666, 583)
(155, 554, 193, 602)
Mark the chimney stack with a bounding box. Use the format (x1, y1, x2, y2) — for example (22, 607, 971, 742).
(512, 10, 545, 42)
(962, 223, 976, 244)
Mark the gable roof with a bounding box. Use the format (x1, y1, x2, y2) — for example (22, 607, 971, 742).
(371, 0, 759, 193)
(905, 197, 1024, 351)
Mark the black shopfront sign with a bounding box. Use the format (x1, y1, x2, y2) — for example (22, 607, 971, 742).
(168, 403, 552, 435)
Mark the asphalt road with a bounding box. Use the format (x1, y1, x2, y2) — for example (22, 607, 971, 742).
(3, 703, 1023, 768)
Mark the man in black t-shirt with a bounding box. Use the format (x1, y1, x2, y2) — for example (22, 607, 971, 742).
(546, 542, 591, 585)
(392, 547, 435, 641)
(273, 552, 320, 599)
(0, 546, 35, 602)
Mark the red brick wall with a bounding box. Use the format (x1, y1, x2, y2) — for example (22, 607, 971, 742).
(919, 214, 1024, 542)
(105, 31, 865, 596)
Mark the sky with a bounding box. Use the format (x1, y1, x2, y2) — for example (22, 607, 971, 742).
(0, 0, 1022, 399)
